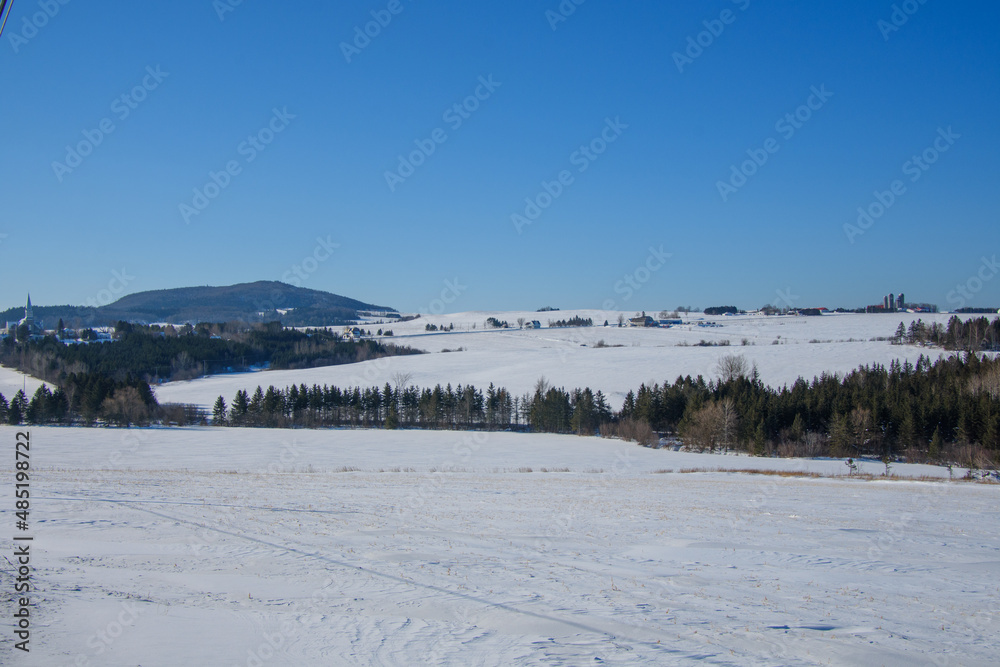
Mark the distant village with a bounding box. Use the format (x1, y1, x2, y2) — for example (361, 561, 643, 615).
(2, 295, 113, 342)
(0, 290, 967, 343)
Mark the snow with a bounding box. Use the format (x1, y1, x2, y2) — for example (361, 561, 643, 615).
(0, 365, 45, 401)
(157, 311, 986, 410)
(2, 311, 999, 664)
(3, 425, 997, 665)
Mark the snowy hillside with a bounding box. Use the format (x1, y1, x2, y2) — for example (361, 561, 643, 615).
(3, 312, 998, 665)
(157, 311, 980, 410)
(6, 426, 997, 665)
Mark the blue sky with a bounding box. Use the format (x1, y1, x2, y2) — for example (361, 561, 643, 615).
(1, 0, 998, 313)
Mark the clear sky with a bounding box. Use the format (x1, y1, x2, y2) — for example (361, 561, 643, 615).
(1, 1, 998, 314)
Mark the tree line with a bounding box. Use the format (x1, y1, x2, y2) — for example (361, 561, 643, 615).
(0, 373, 158, 427)
(549, 316, 593, 328)
(0, 321, 421, 384)
(893, 316, 1000, 352)
(206, 352, 999, 468)
(4, 317, 999, 469)
(622, 352, 999, 467)
(212, 378, 615, 435)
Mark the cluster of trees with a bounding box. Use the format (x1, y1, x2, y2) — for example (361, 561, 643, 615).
(485, 317, 510, 329)
(893, 316, 1000, 351)
(549, 316, 593, 328)
(205, 351, 999, 467)
(954, 307, 1000, 314)
(0, 373, 158, 427)
(424, 323, 455, 332)
(704, 306, 738, 315)
(685, 339, 731, 347)
(620, 352, 999, 466)
(0, 322, 420, 384)
(213, 378, 613, 435)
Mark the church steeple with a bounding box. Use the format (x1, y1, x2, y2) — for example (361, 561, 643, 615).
(17, 293, 37, 335)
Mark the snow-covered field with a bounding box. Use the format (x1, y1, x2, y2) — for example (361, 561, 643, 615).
(3, 426, 998, 666)
(3, 311, 999, 665)
(157, 311, 981, 410)
(0, 367, 43, 402)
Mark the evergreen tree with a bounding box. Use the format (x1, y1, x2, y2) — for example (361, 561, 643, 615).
(249, 386, 265, 424)
(230, 389, 249, 425)
(790, 413, 805, 441)
(893, 322, 906, 344)
(929, 425, 942, 460)
(263, 386, 283, 423)
(9, 390, 27, 425)
(752, 420, 766, 456)
(27, 385, 53, 424)
(212, 396, 227, 424)
(829, 412, 851, 456)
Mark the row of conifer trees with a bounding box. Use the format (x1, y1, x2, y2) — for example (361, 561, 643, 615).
(208, 352, 1000, 466)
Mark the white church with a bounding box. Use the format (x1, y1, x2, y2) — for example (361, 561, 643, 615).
(5, 294, 44, 338)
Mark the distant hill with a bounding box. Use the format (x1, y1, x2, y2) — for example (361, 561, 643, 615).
(1, 281, 393, 328)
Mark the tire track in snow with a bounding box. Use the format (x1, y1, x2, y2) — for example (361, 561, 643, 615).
(38, 492, 694, 659)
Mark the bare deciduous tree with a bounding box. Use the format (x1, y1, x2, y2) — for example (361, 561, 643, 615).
(716, 353, 750, 382)
(682, 402, 721, 452)
(101, 387, 150, 427)
(968, 364, 1000, 399)
(391, 371, 413, 393)
(719, 397, 739, 450)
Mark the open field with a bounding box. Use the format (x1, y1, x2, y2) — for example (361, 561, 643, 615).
(3, 311, 998, 665)
(154, 312, 985, 410)
(2, 426, 997, 665)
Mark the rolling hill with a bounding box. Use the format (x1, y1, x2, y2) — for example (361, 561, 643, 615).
(1, 281, 393, 328)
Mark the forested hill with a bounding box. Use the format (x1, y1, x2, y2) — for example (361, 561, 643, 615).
(0, 281, 394, 327)
(1, 322, 422, 385)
